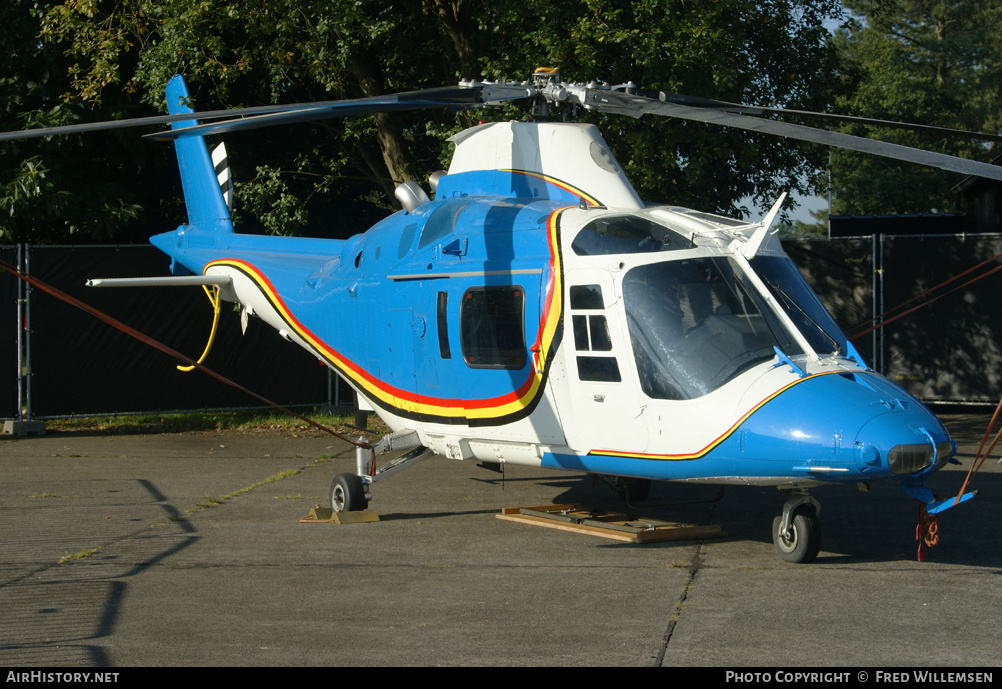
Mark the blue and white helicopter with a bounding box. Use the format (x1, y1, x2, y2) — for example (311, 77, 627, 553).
(9, 69, 999, 562)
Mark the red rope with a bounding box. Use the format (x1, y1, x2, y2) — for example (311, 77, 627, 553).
(915, 502, 940, 562)
(849, 254, 1002, 340)
(953, 395, 1002, 507)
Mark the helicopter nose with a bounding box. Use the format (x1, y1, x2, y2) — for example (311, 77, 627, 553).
(737, 370, 954, 482)
(853, 409, 953, 476)
(839, 370, 954, 476)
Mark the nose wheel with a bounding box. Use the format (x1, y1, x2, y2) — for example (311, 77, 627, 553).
(772, 494, 821, 563)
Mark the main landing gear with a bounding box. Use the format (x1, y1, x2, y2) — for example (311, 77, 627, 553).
(329, 430, 435, 514)
(772, 492, 822, 563)
(330, 472, 368, 512)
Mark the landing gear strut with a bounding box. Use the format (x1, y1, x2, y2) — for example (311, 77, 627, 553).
(328, 429, 434, 513)
(607, 477, 651, 503)
(772, 493, 822, 563)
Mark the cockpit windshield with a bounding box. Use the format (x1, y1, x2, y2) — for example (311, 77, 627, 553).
(571, 214, 692, 256)
(623, 257, 802, 400)
(750, 256, 849, 356)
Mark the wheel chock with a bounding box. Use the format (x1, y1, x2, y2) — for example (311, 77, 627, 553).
(301, 505, 379, 524)
(332, 510, 379, 524)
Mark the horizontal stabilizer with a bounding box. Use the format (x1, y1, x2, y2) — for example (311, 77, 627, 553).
(86, 276, 232, 288)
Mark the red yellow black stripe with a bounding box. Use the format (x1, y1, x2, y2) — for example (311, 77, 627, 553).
(500, 169, 601, 206)
(589, 371, 843, 461)
(203, 208, 568, 426)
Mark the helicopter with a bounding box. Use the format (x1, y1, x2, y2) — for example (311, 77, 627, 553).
(6, 69, 997, 563)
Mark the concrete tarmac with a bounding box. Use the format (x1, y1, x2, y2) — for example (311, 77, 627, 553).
(0, 413, 999, 667)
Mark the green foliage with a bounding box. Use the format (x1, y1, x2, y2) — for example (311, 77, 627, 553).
(0, 1, 183, 243)
(234, 165, 308, 236)
(480, 0, 849, 216)
(827, 0, 1002, 215)
(5, 0, 849, 240)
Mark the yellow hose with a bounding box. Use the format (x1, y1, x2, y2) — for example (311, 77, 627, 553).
(177, 285, 221, 372)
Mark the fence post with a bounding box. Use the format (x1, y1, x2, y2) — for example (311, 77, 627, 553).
(24, 243, 31, 421)
(16, 244, 23, 422)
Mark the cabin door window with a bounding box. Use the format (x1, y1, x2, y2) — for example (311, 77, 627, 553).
(459, 286, 527, 369)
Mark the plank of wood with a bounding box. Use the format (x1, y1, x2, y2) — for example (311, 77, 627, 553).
(497, 505, 723, 543)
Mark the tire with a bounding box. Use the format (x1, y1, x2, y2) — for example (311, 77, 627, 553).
(330, 472, 368, 512)
(772, 507, 821, 563)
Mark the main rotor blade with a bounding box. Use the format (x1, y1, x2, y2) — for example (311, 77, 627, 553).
(0, 100, 347, 143)
(647, 91, 1002, 144)
(145, 86, 501, 142)
(588, 90, 1002, 182)
(0, 85, 510, 143)
(0, 110, 220, 143)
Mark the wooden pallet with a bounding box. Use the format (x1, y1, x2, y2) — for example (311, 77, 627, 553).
(497, 503, 723, 543)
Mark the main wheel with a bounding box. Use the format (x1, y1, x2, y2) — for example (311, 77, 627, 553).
(772, 507, 821, 563)
(330, 472, 368, 512)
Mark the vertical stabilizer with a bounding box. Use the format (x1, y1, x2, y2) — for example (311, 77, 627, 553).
(165, 75, 232, 227)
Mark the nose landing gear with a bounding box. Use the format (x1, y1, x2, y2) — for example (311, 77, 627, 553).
(772, 493, 821, 563)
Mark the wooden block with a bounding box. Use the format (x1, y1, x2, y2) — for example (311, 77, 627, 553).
(331, 510, 380, 524)
(305, 506, 333, 521)
(300, 507, 379, 524)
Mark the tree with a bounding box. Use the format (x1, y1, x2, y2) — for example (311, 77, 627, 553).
(0, 1, 187, 244)
(827, 0, 1002, 216)
(15, 0, 848, 241)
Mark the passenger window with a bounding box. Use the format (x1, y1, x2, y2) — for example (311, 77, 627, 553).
(437, 291, 451, 359)
(570, 283, 620, 382)
(572, 315, 612, 352)
(570, 284, 604, 309)
(460, 287, 526, 369)
(577, 356, 621, 382)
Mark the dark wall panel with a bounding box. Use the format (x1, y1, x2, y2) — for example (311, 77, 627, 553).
(29, 246, 327, 417)
(0, 247, 19, 418)
(881, 235, 1002, 402)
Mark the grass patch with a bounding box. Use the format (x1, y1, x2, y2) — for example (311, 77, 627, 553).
(157, 468, 305, 525)
(59, 547, 101, 563)
(43, 409, 364, 435)
(221, 469, 302, 501)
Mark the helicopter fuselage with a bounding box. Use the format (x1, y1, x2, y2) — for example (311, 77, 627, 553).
(152, 120, 954, 493)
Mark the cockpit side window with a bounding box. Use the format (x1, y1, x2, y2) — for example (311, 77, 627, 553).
(571, 215, 691, 256)
(750, 256, 848, 356)
(624, 258, 793, 399)
(570, 284, 604, 309)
